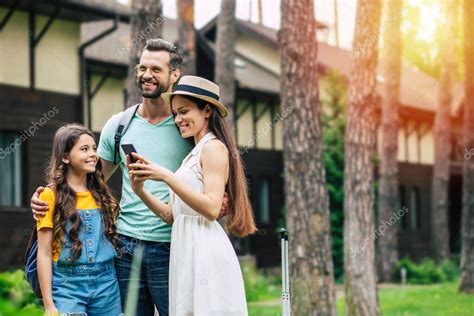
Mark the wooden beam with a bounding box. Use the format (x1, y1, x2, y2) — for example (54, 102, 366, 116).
(404, 121, 409, 161)
(255, 103, 270, 122)
(0, 0, 20, 31)
(234, 98, 239, 143)
(418, 122, 432, 139)
(236, 101, 251, 119)
(28, 9, 35, 89)
(34, 6, 61, 46)
(416, 121, 421, 163)
(405, 120, 417, 137)
(252, 98, 257, 148)
(122, 88, 127, 110)
(90, 72, 110, 99)
(271, 103, 276, 149)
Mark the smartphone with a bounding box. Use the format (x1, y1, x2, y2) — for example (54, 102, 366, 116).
(121, 144, 137, 163)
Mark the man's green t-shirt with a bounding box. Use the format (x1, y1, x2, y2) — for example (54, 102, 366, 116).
(98, 110, 192, 242)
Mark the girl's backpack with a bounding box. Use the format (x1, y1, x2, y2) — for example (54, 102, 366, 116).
(24, 227, 41, 298)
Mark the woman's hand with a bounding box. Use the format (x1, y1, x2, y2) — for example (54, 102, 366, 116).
(128, 153, 173, 183)
(129, 172, 145, 194)
(126, 155, 145, 194)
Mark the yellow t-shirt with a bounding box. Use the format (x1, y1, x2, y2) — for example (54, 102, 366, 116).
(36, 187, 99, 262)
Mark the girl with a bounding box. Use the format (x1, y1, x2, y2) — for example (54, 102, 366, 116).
(128, 76, 257, 315)
(37, 123, 121, 315)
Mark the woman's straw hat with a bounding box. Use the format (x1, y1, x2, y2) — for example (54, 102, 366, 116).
(161, 76, 228, 117)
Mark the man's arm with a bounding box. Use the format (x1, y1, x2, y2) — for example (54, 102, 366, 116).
(32, 158, 118, 221)
(31, 187, 48, 221)
(101, 158, 120, 182)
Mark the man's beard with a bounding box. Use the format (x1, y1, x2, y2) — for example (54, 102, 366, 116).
(138, 79, 170, 99)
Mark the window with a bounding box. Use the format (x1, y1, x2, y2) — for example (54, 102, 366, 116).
(408, 187, 421, 231)
(246, 175, 253, 202)
(259, 177, 271, 224)
(398, 185, 407, 230)
(398, 185, 421, 231)
(0, 132, 23, 207)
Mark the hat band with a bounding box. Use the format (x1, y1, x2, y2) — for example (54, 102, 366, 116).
(175, 84, 219, 101)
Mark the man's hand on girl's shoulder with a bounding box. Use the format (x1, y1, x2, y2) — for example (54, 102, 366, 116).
(31, 186, 49, 221)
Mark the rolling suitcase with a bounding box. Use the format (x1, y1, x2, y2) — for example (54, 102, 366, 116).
(280, 228, 291, 316)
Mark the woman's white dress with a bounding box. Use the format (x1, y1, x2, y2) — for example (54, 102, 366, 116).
(169, 132, 248, 316)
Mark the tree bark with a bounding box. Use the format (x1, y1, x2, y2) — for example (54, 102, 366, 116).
(126, 0, 163, 108)
(279, 0, 336, 315)
(431, 0, 457, 263)
(333, 0, 339, 47)
(343, 0, 382, 315)
(459, 0, 474, 294)
(377, 0, 403, 282)
(215, 0, 236, 125)
(258, 0, 263, 24)
(177, 0, 196, 76)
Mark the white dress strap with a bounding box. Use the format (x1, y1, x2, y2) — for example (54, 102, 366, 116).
(192, 132, 217, 163)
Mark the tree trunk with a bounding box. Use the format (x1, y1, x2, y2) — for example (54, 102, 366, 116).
(459, 0, 474, 294)
(257, 0, 263, 24)
(176, 0, 196, 76)
(333, 0, 339, 47)
(377, 0, 403, 282)
(215, 0, 236, 125)
(431, 0, 457, 263)
(126, 0, 163, 108)
(279, 0, 336, 315)
(343, 0, 382, 315)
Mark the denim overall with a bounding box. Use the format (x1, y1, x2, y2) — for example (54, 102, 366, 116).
(52, 207, 122, 316)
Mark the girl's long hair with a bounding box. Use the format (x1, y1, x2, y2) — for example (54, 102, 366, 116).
(172, 95, 257, 237)
(45, 123, 118, 262)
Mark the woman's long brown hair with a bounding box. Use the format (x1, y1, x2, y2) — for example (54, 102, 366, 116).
(45, 124, 118, 262)
(172, 95, 257, 237)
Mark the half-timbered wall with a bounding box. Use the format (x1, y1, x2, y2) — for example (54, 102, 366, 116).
(89, 74, 126, 133)
(0, 84, 81, 270)
(0, 8, 80, 95)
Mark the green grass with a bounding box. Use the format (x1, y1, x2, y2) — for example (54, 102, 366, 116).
(249, 282, 474, 316)
(248, 303, 282, 316)
(241, 261, 281, 302)
(374, 282, 473, 316)
(2, 266, 472, 316)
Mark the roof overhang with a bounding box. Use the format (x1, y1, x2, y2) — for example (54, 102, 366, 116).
(0, 0, 131, 23)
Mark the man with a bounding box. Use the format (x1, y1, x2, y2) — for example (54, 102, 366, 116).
(31, 38, 225, 316)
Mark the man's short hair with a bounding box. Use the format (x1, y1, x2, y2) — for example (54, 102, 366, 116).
(143, 38, 183, 70)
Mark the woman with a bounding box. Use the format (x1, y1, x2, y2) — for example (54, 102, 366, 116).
(127, 76, 256, 315)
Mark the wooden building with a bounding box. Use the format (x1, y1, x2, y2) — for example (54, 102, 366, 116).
(198, 17, 465, 264)
(0, 0, 130, 269)
(0, 0, 464, 269)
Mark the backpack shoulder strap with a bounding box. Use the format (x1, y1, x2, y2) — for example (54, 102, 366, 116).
(113, 104, 140, 164)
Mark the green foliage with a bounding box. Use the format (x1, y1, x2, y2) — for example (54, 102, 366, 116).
(241, 260, 281, 302)
(0, 270, 42, 315)
(400, 0, 464, 79)
(393, 257, 459, 284)
(439, 259, 460, 282)
(320, 70, 347, 281)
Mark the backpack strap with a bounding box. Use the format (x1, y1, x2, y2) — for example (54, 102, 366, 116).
(113, 104, 140, 164)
